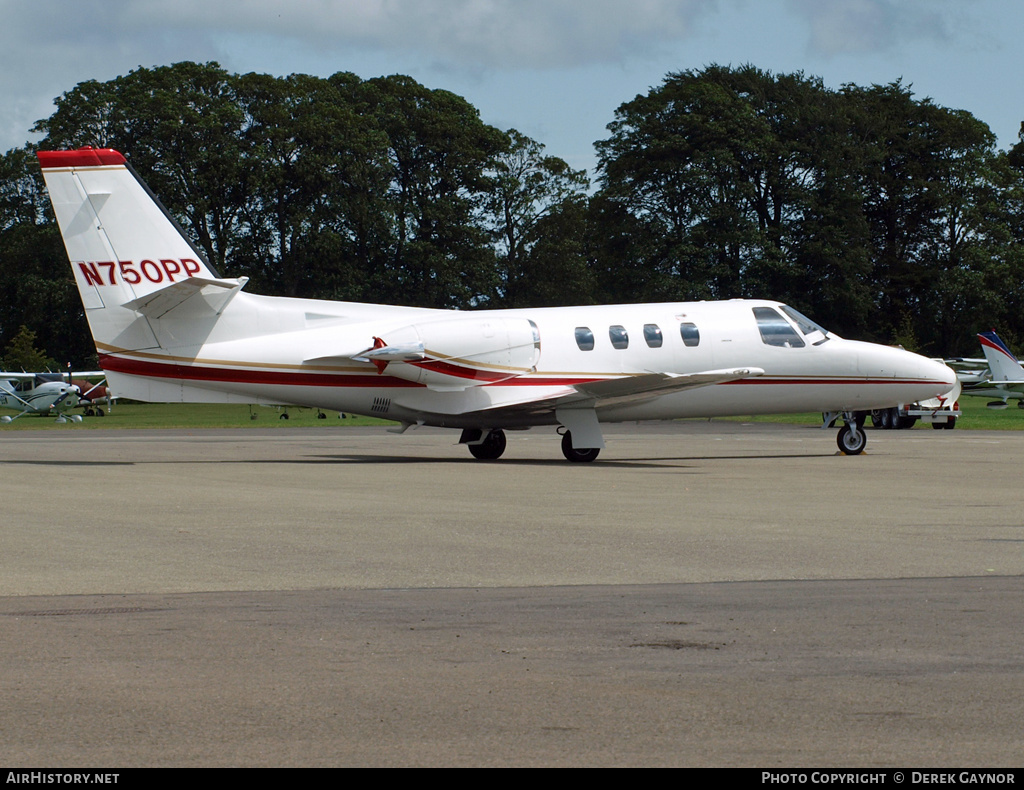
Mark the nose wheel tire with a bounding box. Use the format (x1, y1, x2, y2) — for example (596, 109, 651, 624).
(561, 431, 601, 463)
(837, 424, 867, 455)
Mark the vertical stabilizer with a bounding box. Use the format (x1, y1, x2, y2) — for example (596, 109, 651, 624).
(978, 331, 1024, 382)
(37, 148, 222, 351)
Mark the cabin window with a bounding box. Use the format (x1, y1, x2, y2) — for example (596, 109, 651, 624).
(609, 325, 629, 349)
(679, 322, 700, 347)
(753, 307, 805, 348)
(574, 326, 595, 351)
(643, 324, 663, 348)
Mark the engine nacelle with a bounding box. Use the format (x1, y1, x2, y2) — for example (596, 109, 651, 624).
(365, 316, 541, 389)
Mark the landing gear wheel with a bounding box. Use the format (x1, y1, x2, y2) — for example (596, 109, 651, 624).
(468, 429, 507, 460)
(837, 424, 867, 455)
(561, 431, 600, 463)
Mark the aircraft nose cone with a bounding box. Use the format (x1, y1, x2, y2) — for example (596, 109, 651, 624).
(913, 354, 957, 389)
(905, 351, 958, 400)
(936, 359, 958, 389)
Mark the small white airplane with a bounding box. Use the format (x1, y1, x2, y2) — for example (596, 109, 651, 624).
(0, 372, 82, 423)
(0, 370, 108, 423)
(948, 331, 1024, 409)
(37, 147, 957, 460)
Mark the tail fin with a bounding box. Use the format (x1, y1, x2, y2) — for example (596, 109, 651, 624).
(37, 148, 246, 353)
(978, 331, 1024, 382)
(37, 148, 218, 306)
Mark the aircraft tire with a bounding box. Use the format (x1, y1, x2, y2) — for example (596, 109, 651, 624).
(837, 424, 867, 455)
(468, 429, 507, 460)
(561, 431, 601, 463)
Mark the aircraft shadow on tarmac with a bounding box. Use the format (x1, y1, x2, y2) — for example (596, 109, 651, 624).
(2, 449, 836, 469)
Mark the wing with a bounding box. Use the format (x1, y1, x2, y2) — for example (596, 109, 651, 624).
(970, 380, 1024, 393)
(557, 368, 764, 409)
(462, 367, 766, 419)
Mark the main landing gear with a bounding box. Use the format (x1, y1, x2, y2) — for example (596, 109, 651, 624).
(466, 428, 507, 460)
(460, 428, 602, 462)
(560, 430, 600, 463)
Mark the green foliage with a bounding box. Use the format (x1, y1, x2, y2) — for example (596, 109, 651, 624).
(2, 324, 58, 371)
(594, 65, 1019, 354)
(0, 147, 93, 365)
(2, 61, 1024, 363)
(482, 129, 592, 307)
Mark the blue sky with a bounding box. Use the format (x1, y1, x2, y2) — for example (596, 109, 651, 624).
(4, 0, 1022, 177)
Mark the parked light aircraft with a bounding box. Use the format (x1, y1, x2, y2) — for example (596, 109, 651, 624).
(0, 372, 82, 423)
(948, 331, 1024, 409)
(37, 147, 957, 460)
(0, 370, 108, 423)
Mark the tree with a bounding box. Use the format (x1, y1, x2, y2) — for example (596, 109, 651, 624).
(843, 82, 1005, 351)
(232, 71, 390, 298)
(0, 147, 93, 366)
(36, 62, 248, 275)
(482, 130, 591, 307)
(2, 325, 58, 371)
(594, 65, 833, 304)
(357, 75, 507, 308)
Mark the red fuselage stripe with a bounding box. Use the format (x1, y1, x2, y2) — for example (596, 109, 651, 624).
(100, 354, 941, 390)
(100, 354, 421, 388)
(409, 357, 517, 382)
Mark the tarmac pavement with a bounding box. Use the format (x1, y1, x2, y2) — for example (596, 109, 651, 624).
(1, 421, 1021, 766)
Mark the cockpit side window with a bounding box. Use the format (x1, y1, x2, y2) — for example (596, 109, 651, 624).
(753, 307, 805, 348)
(574, 326, 595, 351)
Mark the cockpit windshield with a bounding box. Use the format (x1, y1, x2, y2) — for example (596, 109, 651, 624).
(779, 305, 831, 344)
(753, 305, 833, 348)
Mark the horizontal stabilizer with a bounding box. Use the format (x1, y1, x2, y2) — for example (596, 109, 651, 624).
(123, 276, 248, 318)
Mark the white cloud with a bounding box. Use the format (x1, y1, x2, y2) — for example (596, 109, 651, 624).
(786, 0, 951, 56)
(26, 0, 716, 70)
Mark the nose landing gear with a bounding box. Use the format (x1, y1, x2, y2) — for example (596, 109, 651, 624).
(830, 411, 867, 455)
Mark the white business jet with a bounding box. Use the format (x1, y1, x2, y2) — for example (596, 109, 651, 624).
(37, 148, 956, 460)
